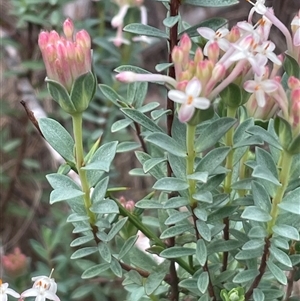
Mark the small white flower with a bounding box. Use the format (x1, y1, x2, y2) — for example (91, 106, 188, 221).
(21, 275, 60, 301)
(197, 27, 230, 55)
(244, 74, 278, 107)
(0, 280, 20, 301)
(255, 41, 282, 65)
(168, 78, 210, 123)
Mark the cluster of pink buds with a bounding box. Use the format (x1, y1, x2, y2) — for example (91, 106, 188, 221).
(109, 0, 151, 47)
(38, 18, 92, 92)
(2, 247, 27, 278)
(119, 196, 135, 212)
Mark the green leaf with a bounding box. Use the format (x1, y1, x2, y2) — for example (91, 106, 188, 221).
(180, 17, 227, 37)
(187, 172, 208, 183)
(270, 246, 292, 267)
(67, 213, 89, 222)
(272, 224, 300, 241)
(116, 142, 141, 153)
(248, 226, 267, 239)
(83, 141, 118, 172)
(46, 79, 75, 113)
(70, 71, 96, 112)
(184, 0, 239, 7)
(138, 102, 160, 113)
(195, 118, 236, 152)
(121, 108, 163, 133)
(246, 126, 282, 149)
(160, 247, 195, 258)
(279, 187, 300, 215)
(70, 235, 94, 247)
(160, 224, 193, 239)
(242, 239, 265, 251)
(82, 263, 110, 279)
(47, 173, 80, 190)
(241, 206, 271, 222)
(283, 53, 300, 78)
(197, 272, 209, 294)
(252, 181, 271, 213)
(196, 146, 230, 174)
(143, 157, 166, 173)
(196, 220, 211, 241)
(71, 247, 98, 259)
(253, 289, 265, 301)
(145, 132, 186, 157)
(153, 177, 189, 191)
(235, 248, 263, 260)
(155, 62, 173, 72)
(165, 211, 192, 225)
(220, 83, 243, 108)
(233, 269, 259, 283)
(151, 109, 171, 120)
(163, 197, 189, 209)
(111, 119, 132, 132)
(98, 84, 125, 107)
(145, 270, 166, 295)
(49, 188, 84, 204)
(90, 199, 119, 214)
(39, 118, 75, 162)
(135, 199, 163, 209)
(118, 235, 138, 260)
(233, 135, 264, 148)
(274, 116, 293, 150)
(107, 217, 128, 241)
(196, 239, 207, 267)
(91, 177, 109, 204)
(163, 15, 180, 27)
(98, 242, 112, 263)
(267, 260, 287, 285)
(193, 191, 213, 203)
(123, 23, 168, 39)
(207, 239, 242, 254)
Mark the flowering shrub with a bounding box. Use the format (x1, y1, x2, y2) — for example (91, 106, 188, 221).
(3, 0, 300, 300)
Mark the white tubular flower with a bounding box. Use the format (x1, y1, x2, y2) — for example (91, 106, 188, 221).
(291, 14, 300, 46)
(243, 74, 278, 107)
(21, 275, 60, 301)
(111, 4, 130, 28)
(0, 279, 20, 301)
(168, 78, 210, 123)
(197, 27, 230, 55)
(248, 0, 267, 22)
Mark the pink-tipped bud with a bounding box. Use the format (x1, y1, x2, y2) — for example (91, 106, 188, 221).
(194, 47, 204, 64)
(227, 25, 240, 43)
(48, 30, 60, 44)
(115, 71, 137, 83)
(63, 18, 74, 40)
(76, 30, 91, 50)
(176, 80, 188, 92)
(172, 46, 183, 64)
(125, 200, 135, 212)
(288, 76, 300, 90)
(291, 87, 300, 129)
(207, 41, 219, 63)
(180, 33, 192, 54)
(211, 63, 226, 81)
(38, 31, 49, 50)
(196, 60, 213, 83)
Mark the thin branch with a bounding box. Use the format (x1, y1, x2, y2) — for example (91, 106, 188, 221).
(245, 237, 271, 300)
(20, 100, 44, 138)
(222, 217, 230, 272)
(133, 121, 148, 153)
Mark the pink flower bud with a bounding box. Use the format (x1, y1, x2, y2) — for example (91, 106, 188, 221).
(63, 18, 74, 40)
(227, 26, 240, 43)
(194, 47, 204, 64)
(2, 247, 27, 277)
(291, 88, 300, 128)
(176, 80, 188, 91)
(207, 41, 220, 63)
(288, 76, 300, 90)
(172, 46, 183, 64)
(180, 33, 192, 53)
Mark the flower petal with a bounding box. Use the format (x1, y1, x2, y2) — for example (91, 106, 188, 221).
(243, 80, 257, 93)
(197, 27, 215, 40)
(185, 78, 202, 97)
(45, 290, 60, 301)
(178, 104, 195, 123)
(21, 288, 39, 298)
(193, 97, 211, 110)
(5, 288, 20, 298)
(168, 90, 186, 104)
(261, 80, 278, 93)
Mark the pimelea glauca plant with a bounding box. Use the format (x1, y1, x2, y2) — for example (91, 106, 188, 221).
(3, 0, 300, 300)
